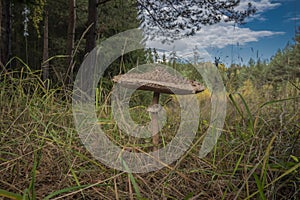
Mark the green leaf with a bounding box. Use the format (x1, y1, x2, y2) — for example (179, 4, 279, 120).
(44, 184, 110, 200)
(253, 173, 267, 200)
(290, 155, 299, 163)
(0, 189, 23, 200)
(121, 159, 144, 199)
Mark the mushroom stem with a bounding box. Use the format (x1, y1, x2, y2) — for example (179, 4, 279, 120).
(151, 92, 160, 151)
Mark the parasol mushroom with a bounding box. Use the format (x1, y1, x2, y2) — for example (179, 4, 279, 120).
(113, 65, 205, 150)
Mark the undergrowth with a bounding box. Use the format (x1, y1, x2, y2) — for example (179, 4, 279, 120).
(0, 67, 299, 199)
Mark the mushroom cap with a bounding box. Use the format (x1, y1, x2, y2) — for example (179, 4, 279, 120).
(113, 66, 205, 95)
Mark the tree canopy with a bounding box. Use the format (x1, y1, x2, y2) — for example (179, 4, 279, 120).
(138, 0, 256, 41)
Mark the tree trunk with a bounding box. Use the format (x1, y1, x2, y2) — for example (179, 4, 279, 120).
(0, 0, 2, 45)
(66, 0, 76, 87)
(85, 0, 98, 54)
(42, 9, 49, 88)
(0, 0, 3, 74)
(0, 0, 12, 66)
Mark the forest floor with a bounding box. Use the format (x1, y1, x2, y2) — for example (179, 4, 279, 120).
(0, 69, 299, 199)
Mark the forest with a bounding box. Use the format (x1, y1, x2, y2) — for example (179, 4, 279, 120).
(0, 0, 299, 199)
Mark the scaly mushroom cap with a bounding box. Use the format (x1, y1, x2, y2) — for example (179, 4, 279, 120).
(113, 66, 205, 95)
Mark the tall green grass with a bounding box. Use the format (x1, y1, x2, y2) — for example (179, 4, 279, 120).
(0, 63, 299, 199)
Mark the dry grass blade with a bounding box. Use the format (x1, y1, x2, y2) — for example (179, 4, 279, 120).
(1, 63, 299, 199)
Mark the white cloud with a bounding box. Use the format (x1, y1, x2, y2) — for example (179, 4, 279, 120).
(238, 0, 281, 22)
(145, 0, 284, 61)
(146, 23, 284, 61)
(287, 17, 300, 21)
(238, 0, 281, 12)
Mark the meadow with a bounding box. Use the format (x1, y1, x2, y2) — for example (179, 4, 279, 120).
(0, 64, 299, 199)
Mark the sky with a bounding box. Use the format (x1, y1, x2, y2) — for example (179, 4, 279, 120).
(146, 0, 300, 67)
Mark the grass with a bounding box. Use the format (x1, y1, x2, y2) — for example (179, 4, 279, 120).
(0, 66, 299, 199)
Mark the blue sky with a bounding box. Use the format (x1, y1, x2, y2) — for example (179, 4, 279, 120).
(146, 0, 300, 66)
(216, 0, 300, 66)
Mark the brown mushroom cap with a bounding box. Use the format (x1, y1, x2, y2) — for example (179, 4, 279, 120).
(113, 66, 205, 95)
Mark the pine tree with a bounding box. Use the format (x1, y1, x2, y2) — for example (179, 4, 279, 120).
(290, 27, 300, 79)
(138, 0, 256, 41)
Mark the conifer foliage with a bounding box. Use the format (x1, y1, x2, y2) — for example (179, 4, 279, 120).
(138, 0, 256, 41)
